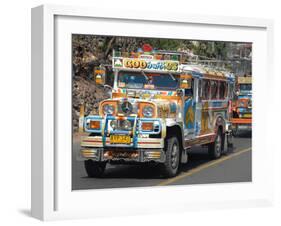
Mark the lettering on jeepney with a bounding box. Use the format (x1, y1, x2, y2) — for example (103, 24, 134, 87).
(122, 58, 179, 71)
(124, 59, 147, 69)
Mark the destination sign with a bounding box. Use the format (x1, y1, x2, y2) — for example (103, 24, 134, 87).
(113, 58, 179, 72)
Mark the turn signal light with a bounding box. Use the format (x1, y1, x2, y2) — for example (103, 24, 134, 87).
(90, 121, 101, 129)
(141, 122, 154, 131)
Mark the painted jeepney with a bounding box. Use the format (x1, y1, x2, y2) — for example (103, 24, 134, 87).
(79, 50, 235, 177)
(231, 76, 252, 135)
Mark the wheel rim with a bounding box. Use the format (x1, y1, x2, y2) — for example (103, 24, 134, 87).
(215, 134, 221, 156)
(171, 143, 179, 169)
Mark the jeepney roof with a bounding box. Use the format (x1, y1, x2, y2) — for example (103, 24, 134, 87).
(180, 64, 235, 81)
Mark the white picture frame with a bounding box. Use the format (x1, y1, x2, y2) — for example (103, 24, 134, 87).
(31, 4, 274, 221)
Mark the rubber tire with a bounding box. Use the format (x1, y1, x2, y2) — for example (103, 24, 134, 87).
(161, 136, 180, 178)
(208, 129, 223, 159)
(84, 160, 106, 178)
(227, 133, 234, 149)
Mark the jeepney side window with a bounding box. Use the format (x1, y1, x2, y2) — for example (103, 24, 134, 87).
(211, 80, 218, 99)
(198, 79, 202, 101)
(225, 83, 229, 98)
(201, 79, 210, 100)
(219, 81, 226, 99)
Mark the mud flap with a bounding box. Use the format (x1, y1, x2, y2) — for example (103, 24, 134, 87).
(224, 131, 234, 153)
(180, 148, 189, 163)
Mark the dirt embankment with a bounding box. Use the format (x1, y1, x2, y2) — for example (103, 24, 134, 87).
(72, 77, 110, 132)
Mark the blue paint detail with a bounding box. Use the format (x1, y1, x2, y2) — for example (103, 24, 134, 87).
(195, 122, 200, 135)
(191, 71, 203, 78)
(210, 101, 224, 108)
(133, 120, 138, 148)
(170, 102, 177, 113)
(184, 98, 195, 129)
(103, 115, 109, 146)
(238, 107, 252, 113)
(238, 95, 252, 99)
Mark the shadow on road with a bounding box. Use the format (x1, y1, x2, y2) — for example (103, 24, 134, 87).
(233, 131, 252, 138)
(80, 147, 216, 180)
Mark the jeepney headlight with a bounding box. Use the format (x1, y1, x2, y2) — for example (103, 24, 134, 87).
(121, 120, 132, 130)
(248, 99, 252, 108)
(239, 101, 244, 107)
(142, 106, 154, 118)
(102, 104, 115, 115)
(110, 120, 118, 130)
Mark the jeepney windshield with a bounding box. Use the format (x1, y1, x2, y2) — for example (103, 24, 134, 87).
(239, 84, 252, 92)
(117, 71, 180, 90)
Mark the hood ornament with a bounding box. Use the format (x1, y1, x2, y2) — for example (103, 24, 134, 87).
(121, 101, 133, 115)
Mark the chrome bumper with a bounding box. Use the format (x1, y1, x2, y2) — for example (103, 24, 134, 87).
(81, 136, 164, 149)
(78, 147, 166, 163)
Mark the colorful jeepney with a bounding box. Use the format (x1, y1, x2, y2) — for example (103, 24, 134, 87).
(231, 76, 252, 135)
(79, 50, 235, 178)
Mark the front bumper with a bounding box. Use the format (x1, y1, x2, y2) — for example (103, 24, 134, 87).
(231, 118, 252, 130)
(78, 147, 165, 163)
(81, 135, 164, 149)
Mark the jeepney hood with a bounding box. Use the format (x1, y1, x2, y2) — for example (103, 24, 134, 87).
(102, 94, 180, 118)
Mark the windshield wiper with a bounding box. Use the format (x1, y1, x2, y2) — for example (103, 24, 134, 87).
(141, 71, 149, 80)
(168, 73, 176, 81)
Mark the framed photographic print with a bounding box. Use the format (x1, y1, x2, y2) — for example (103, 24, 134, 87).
(31, 4, 274, 221)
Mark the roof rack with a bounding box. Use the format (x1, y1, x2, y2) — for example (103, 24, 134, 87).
(112, 49, 234, 76)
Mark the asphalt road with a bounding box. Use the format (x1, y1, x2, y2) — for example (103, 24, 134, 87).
(72, 133, 252, 190)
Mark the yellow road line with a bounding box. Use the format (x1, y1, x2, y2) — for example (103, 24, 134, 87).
(157, 147, 252, 186)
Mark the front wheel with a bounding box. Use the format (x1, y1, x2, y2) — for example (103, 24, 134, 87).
(208, 130, 223, 159)
(84, 160, 106, 178)
(161, 136, 180, 178)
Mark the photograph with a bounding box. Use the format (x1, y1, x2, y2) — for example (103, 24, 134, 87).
(72, 35, 252, 190)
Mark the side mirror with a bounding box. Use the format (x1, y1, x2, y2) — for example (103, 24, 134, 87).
(94, 66, 106, 86)
(176, 89, 184, 97)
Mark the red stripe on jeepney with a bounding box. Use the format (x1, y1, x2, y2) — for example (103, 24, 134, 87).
(138, 142, 161, 144)
(202, 107, 227, 111)
(82, 140, 102, 143)
(231, 118, 252, 124)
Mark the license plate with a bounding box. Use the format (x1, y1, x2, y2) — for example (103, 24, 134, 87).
(110, 135, 131, 144)
(243, 114, 252, 118)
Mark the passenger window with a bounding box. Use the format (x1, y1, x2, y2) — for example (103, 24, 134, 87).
(211, 81, 218, 99)
(198, 79, 202, 100)
(219, 81, 226, 99)
(201, 79, 210, 100)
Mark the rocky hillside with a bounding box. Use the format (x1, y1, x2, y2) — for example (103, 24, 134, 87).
(72, 77, 110, 131)
(72, 35, 142, 132)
